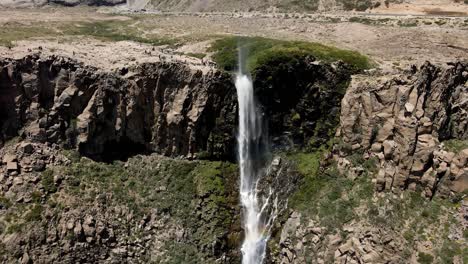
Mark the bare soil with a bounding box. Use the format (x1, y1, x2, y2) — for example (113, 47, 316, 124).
(0, 6, 466, 72)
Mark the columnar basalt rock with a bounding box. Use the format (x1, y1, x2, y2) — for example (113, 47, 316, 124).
(337, 61, 468, 197)
(0, 55, 238, 161)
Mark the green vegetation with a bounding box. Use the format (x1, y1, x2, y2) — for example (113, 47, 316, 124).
(62, 20, 177, 46)
(437, 239, 464, 264)
(398, 20, 418, 27)
(163, 241, 205, 264)
(338, 0, 373, 11)
(0, 22, 57, 47)
(418, 252, 434, 264)
(6, 223, 25, 234)
(185, 52, 206, 59)
(349, 16, 374, 24)
(209, 36, 371, 72)
(276, 0, 319, 11)
(443, 139, 468, 153)
(24, 204, 43, 222)
(349, 17, 392, 25)
(284, 143, 465, 263)
(0, 18, 178, 47)
(287, 150, 374, 231)
(41, 169, 57, 194)
(0, 195, 12, 209)
(56, 154, 238, 262)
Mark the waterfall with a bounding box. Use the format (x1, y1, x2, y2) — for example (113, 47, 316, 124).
(236, 58, 277, 264)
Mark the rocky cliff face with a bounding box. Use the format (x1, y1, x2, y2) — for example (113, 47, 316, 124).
(0, 54, 350, 262)
(268, 61, 467, 264)
(0, 54, 350, 162)
(0, 55, 237, 161)
(0, 54, 466, 264)
(337, 62, 468, 197)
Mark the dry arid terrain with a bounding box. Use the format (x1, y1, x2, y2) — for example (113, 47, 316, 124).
(0, 2, 467, 72)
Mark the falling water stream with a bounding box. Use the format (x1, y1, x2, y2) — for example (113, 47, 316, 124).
(236, 55, 277, 264)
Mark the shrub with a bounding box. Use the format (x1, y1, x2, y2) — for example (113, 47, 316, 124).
(418, 252, 434, 264)
(355, 0, 372, 11)
(0, 195, 12, 209)
(437, 240, 462, 264)
(41, 169, 57, 193)
(443, 139, 468, 153)
(25, 204, 43, 222)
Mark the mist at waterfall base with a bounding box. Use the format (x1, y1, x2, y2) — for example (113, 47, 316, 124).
(236, 51, 277, 264)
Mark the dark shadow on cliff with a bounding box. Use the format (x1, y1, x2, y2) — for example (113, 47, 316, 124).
(81, 136, 149, 162)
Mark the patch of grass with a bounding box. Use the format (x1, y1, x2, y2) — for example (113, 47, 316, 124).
(164, 241, 205, 264)
(209, 36, 371, 72)
(349, 16, 374, 25)
(437, 240, 463, 264)
(287, 150, 374, 231)
(62, 20, 177, 46)
(193, 162, 225, 197)
(338, 0, 373, 11)
(24, 204, 43, 222)
(31, 191, 42, 203)
(7, 223, 25, 234)
(418, 252, 434, 264)
(186, 52, 206, 59)
(0, 195, 12, 209)
(61, 155, 238, 261)
(398, 21, 418, 27)
(0, 19, 178, 47)
(0, 22, 57, 47)
(41, 169, 57, 194)
(276, 0, 320, 11)
(435, 20, 447, 26)
(62, 149, 81, 163)
(443, 139, 468, 153)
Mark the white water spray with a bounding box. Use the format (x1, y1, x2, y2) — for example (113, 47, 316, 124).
(236, 57, 277, 264)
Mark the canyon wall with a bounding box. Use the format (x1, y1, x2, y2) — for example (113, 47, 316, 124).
(337, 62, 468, 197)
(0, 54, 350, 161)
(0, 55, 466, 263)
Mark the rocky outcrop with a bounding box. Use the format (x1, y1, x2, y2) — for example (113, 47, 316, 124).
(0, 55, 237, 160)
(337, 61, 468, 196)
(274, 212, 409, 264)
(0, 140, 242, 263)
(0, 53, 354, 263)
(0, 54, 350, 161)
